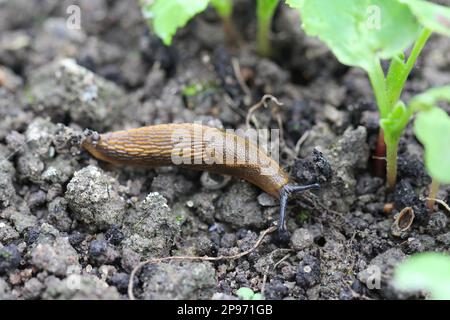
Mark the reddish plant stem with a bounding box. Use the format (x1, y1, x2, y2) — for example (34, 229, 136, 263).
(373, 129, 386, 178)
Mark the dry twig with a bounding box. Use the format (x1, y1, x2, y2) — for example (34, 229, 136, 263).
(245, 94, 283, 129)
(231, 58, 252, 106)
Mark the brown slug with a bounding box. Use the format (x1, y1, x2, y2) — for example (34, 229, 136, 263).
(81, 123, 319, 236)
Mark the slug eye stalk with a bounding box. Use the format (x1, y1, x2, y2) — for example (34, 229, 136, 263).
(278, 183, 320, 238)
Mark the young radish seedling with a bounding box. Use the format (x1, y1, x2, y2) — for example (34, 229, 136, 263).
(286, 0, 450, 190)
(140, 0, 281, 56)
(412, 86, 450, 210)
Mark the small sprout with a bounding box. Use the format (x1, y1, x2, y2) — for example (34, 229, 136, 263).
(394, 252, 450, 299)
(296, 211, 310, 223)
(391, 207, 414, 237)
(236, 287, 264, 300)
(411, 87, 450, 209)
(182, 83, 203, 97)
(23, 86, 35, 104)
(256, 0, 280, 57)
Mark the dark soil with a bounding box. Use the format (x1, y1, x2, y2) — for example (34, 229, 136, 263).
(0, 0, 449, 300)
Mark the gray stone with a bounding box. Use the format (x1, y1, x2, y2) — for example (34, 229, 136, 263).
(42, 274, 120, 300)
(216, 181, 265, 228)
(22, 278, 44, 299)
(30, 237, 80, 276)
(122, 192, 180, 258)
(0, 220, 19, 243)
(291, 228, 314, 251)
(28, 59, 125, 129)
(65, 165, 125, 231)
(142, 262, 216, 300)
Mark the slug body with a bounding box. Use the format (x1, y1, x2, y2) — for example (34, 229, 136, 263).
(82, 123, 319, 235)
(82, 123, 288, 197)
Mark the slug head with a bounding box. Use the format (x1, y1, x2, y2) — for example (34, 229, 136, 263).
(81, 129, 101, 157)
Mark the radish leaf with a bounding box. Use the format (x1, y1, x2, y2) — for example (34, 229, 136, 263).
(400, 0, 450, 36)
(286, 0, 420, 71)
(394, 252, 450, 300)
(142, 0, 210, 45)
(414, 107, 450, 183)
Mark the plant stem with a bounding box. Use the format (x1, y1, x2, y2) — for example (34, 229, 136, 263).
(373, 129, 386, 177)
(427, 178, 441, 211)
(368, 59, 393, 185)
(386, 139, 399, 190)
(211, 0, 232, 18)
(256, 0, 279, 57)
(211, 0, 240, 47)
(387, 28, 432, 106)
(257, 16, 271, 57)
(222, 14, 240, 47)
(369, 29, 431, 190)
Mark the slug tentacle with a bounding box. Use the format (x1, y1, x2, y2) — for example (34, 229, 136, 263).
(278, 183, 320, 237)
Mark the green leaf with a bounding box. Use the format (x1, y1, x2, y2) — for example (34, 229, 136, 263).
(400, 0, 450, 36)
(410, 86, 450, 112)
(236, 287, 255, 300)
(380, 101, 412, 143)
(414, 107, 450, 183)
(394, 252, 450, 299)
(251, 293, 264, 300)
(182, 83, 203, 97)
(291, 0, 421, 71)
(386, 53, 406, 101)
(285, 0, 303, 7)
(142, 0, 210, 45)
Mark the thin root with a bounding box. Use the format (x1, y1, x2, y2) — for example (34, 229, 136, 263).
(425, 197, 450, 213)
(261, 250, 291, 298)
(128, 225, 278, 300)
(245, 94, 298, 162)
(231, 58, 252, 106)
(245, 94, 283, 129)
